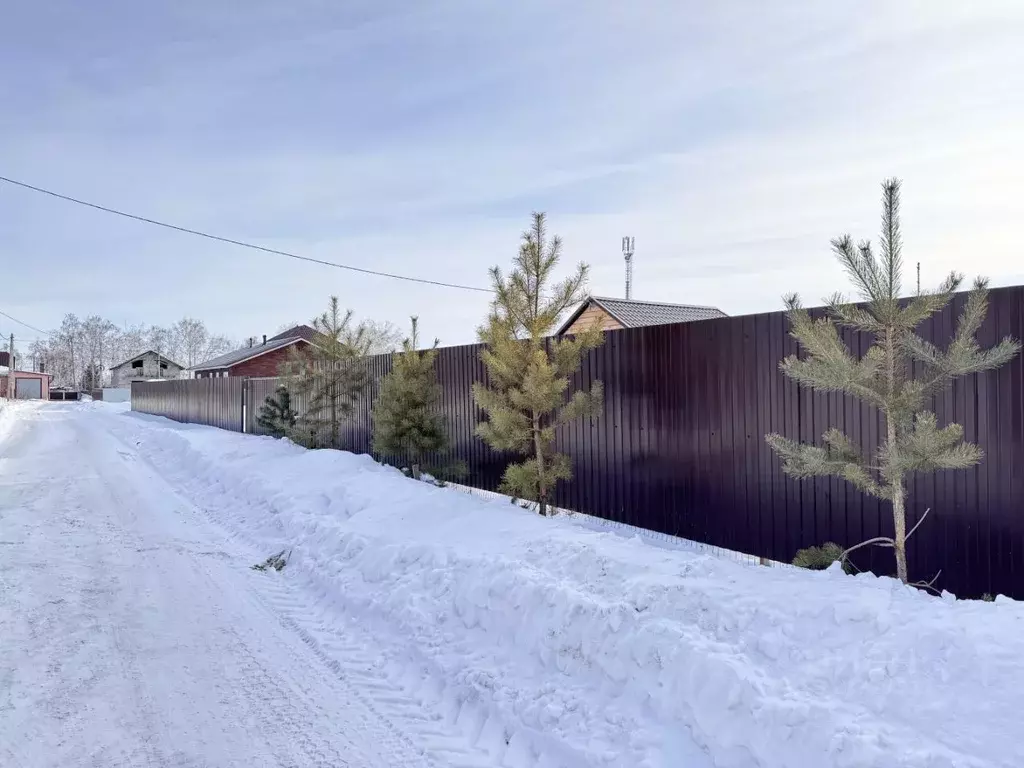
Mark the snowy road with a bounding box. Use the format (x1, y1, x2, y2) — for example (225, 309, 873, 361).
(4, 402, 1021, 768)
(0, 405, 487, 768)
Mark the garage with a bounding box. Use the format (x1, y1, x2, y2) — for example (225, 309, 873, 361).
(15, 377, 43, 399)
(2, 370, 51, 400)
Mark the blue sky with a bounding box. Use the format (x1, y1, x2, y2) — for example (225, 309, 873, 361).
(2, 1, 1023, 348)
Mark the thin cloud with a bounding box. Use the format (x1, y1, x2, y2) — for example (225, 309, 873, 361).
(1, 1, 1022, 343)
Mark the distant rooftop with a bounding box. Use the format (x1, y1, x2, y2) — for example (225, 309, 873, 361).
(557, 296, 727, 334)
(191, 335, 310, 372)
(268, 324, 320, 343)
(109, 350, 185, 371)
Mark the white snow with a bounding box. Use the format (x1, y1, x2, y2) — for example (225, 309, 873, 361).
(0, 399, 20, 443)
(3, 402, 1023, 767)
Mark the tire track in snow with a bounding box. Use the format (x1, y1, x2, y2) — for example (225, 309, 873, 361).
(180, 499, 500, 768)
(82, 417, 381, 768)
(93, 411, 493, 768)
(97, 406, 598, 768)
(244, 574, 498, 768)
(3, 406, 458, 768)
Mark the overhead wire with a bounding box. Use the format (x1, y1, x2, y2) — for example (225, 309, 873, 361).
(0, 174, 495, 295)
(0, 308, 52, 336)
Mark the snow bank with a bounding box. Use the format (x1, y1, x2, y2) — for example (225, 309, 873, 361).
(97, 407, 1023, 768)
(0, 399, 29, 446)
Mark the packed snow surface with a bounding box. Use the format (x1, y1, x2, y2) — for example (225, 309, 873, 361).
(2, 402, 1022, 767)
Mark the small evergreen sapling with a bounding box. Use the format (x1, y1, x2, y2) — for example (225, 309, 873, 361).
(767, 179, 1020, 584)
(792, 543, 851, 573)
(473, 212, 604, 516)
(256, 386, 297, 438)
(280, 296, 368, 449)
(372, 317, 449, 480)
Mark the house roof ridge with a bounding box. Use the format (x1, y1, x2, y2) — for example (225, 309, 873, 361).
(109, 350, 185, 371)
(590, 295, 724, 312)
(190, 336, 311, 372)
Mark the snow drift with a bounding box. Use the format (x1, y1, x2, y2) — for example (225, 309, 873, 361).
(0, 399, 26, 446)
(93, 403, 1022, 767)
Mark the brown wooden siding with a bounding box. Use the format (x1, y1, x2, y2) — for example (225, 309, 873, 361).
(562, 303, 623, 335)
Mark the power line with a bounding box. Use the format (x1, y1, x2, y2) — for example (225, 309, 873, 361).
(0, 174, 494, 295)
(0, 308, 52, 336)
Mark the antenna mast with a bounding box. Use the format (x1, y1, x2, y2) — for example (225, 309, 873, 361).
(622, 236, 635, 300)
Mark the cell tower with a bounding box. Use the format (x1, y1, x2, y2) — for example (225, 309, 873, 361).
(622, 236, 635, 300)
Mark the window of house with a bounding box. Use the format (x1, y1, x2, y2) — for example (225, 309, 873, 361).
(159, 362, 168, 370)
(131, 360, 143, 369)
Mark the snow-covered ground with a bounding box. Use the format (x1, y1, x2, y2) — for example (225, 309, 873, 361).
(2, 402, 1022, 767)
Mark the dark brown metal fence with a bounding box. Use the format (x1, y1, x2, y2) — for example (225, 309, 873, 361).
(131, 286, 1024, 598)
(132, 378, 244, 432)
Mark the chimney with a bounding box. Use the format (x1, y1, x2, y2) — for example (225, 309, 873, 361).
(248, 337, 254, 348)
(263, 334, 267, 345)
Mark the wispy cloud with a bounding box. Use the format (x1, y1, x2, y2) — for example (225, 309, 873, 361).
(2, 1, 1023, 344)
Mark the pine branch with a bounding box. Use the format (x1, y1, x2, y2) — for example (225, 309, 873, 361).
(778, 307, 885, 404)
(909, 570, 942, 595)
(824, 293, 885, 332)
(551, 323, 602, 377)
(881, 178, 903, 300)
(905, 507, 931, 542)
(906, 278, 1021, 393)
(840, 536, 895, 564)
(899, 271, 961, 328)
(831, 235, 884, 304)
(885, 412, 983, 473)
(556, 382, 603, 426)
(973, 338, 1023, 371)
(766, 430, 883, 497)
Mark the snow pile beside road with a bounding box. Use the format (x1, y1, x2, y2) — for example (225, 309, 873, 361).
(99, 408, 1024, 768)
(0, 399, 28, 446)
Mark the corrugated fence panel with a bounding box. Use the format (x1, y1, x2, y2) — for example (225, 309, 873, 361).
(131, 378, 243, 432)
(129, 285, 1024, 598)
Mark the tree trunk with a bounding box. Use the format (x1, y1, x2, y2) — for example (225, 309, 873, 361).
(887, 407, 909, 583)
(533, 409, 547, 516)
(892, 482, 909, 583)
(330, 377, 338, 448)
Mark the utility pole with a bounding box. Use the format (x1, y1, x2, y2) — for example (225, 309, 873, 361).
(917, 262, 921, 296)
(3, 333, 10, 399)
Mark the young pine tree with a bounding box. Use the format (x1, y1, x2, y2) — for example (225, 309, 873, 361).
(281, 296, 368, 449)
(472, 212, 604, 516)
(256, 385, 297, 438)
(372, 317, 448, 480)
(766, 179, 1020, 583)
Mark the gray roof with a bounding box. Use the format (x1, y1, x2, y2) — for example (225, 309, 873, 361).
(557, 296, 726, 334)
(109, 350, 184, 371)
(268, 324, 320, 343)
(191, 336, 310, 372)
